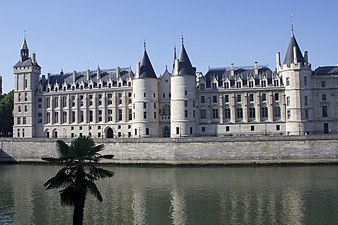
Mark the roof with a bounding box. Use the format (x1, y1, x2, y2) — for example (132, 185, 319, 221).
(204, 66, 274, 88)
(139, 50, 157, 79)
(178, 44, 196, 75)
(313, 66, 338, 76)
(283, 34, 305, 66)
(21, 38, 28, 50)
(14, 58, 40, 68)
(40, 67, 134, 91)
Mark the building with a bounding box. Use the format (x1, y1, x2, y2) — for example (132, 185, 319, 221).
(12, 31, 338, 138)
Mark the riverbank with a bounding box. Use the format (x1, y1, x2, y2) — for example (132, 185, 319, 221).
(1, 135, 337, 165)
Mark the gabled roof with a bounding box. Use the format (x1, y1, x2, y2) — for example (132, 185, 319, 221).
(283, 34, 305, 66)
(139, 50, 157, 79)
(178, 44, 196, 75)
(14, 58, 40, 68)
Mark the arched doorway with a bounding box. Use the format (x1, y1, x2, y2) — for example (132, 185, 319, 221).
(163, 126, 170, 137)
(106, 128, 114, 138)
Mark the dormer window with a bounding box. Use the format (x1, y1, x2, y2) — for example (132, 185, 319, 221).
(212, 83, 217, 90)
(236, 81, 241, 88)
(249, 80, 254, 88)
(224, 82, 229, 89)
(200, 83, 205, 90)
(261, 80, 267, 87)
(273, 79, 279, 87)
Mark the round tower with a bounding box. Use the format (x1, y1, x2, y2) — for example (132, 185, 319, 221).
(170, 40, 197, 138)
(277, 30, 313, 135)
(132, 44, 159, 137)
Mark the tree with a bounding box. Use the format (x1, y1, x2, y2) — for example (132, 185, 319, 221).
(42, 136, 114, 225)
(0, 90, 14, 136)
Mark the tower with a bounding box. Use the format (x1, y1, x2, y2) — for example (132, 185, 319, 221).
(13, 36, 41, 138)
(277, 30, 313, 135)
(170, 39, 197, 138)
(132, 44, 160, 137)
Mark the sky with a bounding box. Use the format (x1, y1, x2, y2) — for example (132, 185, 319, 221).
(1, 0, 338, 93)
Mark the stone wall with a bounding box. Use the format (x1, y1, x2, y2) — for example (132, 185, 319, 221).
(0, 135, 337, 164)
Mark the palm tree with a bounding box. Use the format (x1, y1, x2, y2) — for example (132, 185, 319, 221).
(42, 136, 114, 225)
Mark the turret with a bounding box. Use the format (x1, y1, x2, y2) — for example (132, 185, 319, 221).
(132, 43, 159, 137)
(170, 38, 197, 137)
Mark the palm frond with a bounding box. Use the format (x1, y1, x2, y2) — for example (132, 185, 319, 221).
(56, 140, 70, 157)
(60, 186, 77, 206)
(85, 180, 103, 202)
(88, 144, 105, 155)
(90, 167, 114, 179)
(44, 167, 73, 190)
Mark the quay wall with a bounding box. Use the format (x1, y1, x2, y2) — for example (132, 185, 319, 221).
(0, 135, 338, 165)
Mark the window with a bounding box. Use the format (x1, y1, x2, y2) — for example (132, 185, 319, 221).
(154, 111, 157, 119)
(176, 127, 179, 135)
(261, 80, 266, 87)
(190, 127, 193, 134)
(71, 96, 76, 107)
(54, 97, 59, 108)
(322, 94, 327, 101)
(18, 106, 21, 112)
(200, 83, 205, 90)
(185, 110, 188, 118)
(321, 81, 326, 87)
(226, 126, 230, 132)
(200, 109, 206, 119)
(63, 112, 67, 123)
(25, 79, 28, 88)
(185, 101, 188, 107)
(185, 90, 187, 95)
(24, 93, 27, 101)
(236, 108, 243, 119)
(224, 82, 230, 89)
(261, 107, 268, 118)
(276, 125, 280, 131)
(144, 92, 146, 97)
(107, 110, 113, 122)
(202, 127, 205, 132)
(322, 106, 328, 117)
(47, 112, 51, 123)
(143, 111, 147, 119)
(274, 80, 279, 87)
(129, 109, 132, 121)
(17, 117, 21, 125)
(213, 95, 217, 103)
(287, 96, 290, 106)
(237, 94, 241, 102)
(224, 108, 231, 119)
(274, 93, 279, 101)
(249, 94, 254, 102)
(251, 126, 255, 131)
(274, 107, 281, 118)
(80, 111, 84, 123)
(249, 108, 255, 118)
(304, 96, 308, 106)
(89, 111, 93, 122)
(261, 93, 266, 101)
(224, 95, 229, 103)
(62, 96, 67, 107)
(143, 102, 147, 109)
(305, 109, 309, 119)
(212, 83, 217, 90)
(304, 76, 307, 86)
(154, 103, 156, 109)
(236, 82, 241, 88)
(146, 128, 149, 135)
(46, 98, 50, 108)
(249, 81, 254, 88)
(287, 110, 291, 119)
(212, 109, 218, 119)
(286, 77, 290, 86)
(72, 111, 75, 123)
(18, 93, 21, 101)
(201, 96, 205, 104)
(119, 109, 123, 121)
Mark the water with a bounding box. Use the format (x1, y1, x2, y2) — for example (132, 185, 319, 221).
(1, 164, 338, 225)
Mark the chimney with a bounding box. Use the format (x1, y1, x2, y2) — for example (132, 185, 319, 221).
(174, 59, 179, 75)
(254, 62, 258, 75)
(32, 53, 36, 64)
(86, 69, 90, 80)
(293, 46, 298, 64)
(116, 67, 120, 78)
(73, 71, 76, 81)
(276, 52, 281, 67)
(230, 63, 234, 76)
(304, 51, 308, 64)
(135, 62, 140, 78)
(96, 67, 101, 80)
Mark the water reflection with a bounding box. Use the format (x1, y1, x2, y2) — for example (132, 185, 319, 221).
(1, 165, 338, 225)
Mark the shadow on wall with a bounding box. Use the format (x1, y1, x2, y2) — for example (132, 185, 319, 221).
(0, 149, 17, 163)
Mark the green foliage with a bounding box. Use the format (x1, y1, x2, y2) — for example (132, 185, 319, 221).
(0, 90, 14, 136)
(42, 136, 114, 225)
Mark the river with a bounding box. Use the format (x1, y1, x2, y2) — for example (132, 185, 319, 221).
(0, 164, 338, 225)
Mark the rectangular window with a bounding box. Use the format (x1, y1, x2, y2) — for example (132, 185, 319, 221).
(287, 96, 290, 106)
(224, 82, 229, 89)
(321, 81, 326, 87)
(322, 106, 328, 117)
(47, 112, 51, 123)
(119, 109, 123, 121)
(54, 112, 58, 123)
(287, 110, 291, 119)
(249, 94, 254, 102)
(200, 109, 206, 119)
(212, 83, 217, 90)
(72, 111, 75, 123)
(63, 112, 67, 123)
(251, 126, 255, 131)
(261, 107, 268, 118)
(185, 90, 187, 95)
(89, 111, 93, 122)
(249, 81, 254, 88)
(185, 101, 188, 107)
(322, 94, 327, 101)
(185, 110, 188, 118)
(201, 96, 205, 104)
(276, 125, 280, 131)
(176, 127, 179, 135)
(274, 80, 279, 87)
(224, 95, 229, 103)
(154, 103, 156, 109)
(17, 117, 21, 125)
(237, 108, 243, 118)
(54, 97, 59, 108)
(46, 98, 50, 108)
(129, 109, 133, 121)
(305, 109, 309, 119)
(226, 126, 230, 132)
(304, 76, 307, 86)
(304, 96, 308, 106)
(261, 93, 266, 101)
(274, 93, 279, 101)
(146, 128, 149, 135)
(80, 111, 84, 123)
(237, 94, 241, 102)
(212, 109, 218, 119)
(236, 82, 241, 88)
(62, 96, 67, 107)
(213, 95, 217, 103)
(143, 102, 147, 109)
(286, 77, 290, 86)
(143, 111, 147, 119)
(261, 80, 266, 87)
(154, 111, 156, 119)
(224, 108, 231, 119)
(274, 107, 281, 118)
(249, 108, 255, 118)
(202, 127, 205, 132)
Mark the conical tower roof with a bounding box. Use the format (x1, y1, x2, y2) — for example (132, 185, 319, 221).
(139, 49, 157, 79)
(283, 34, 305, 66)
(21, 37, 29, 50)
(178, 44, 196, 75)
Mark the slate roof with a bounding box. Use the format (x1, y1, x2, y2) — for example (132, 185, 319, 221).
(14, 58, 40, 68)
(41, 68, 134, 91)
(313, 66, 338, 76)
(283, 34, 305, 66)
(178, 44, 196, 75)
(139, 50, 157, 79)
(204, 66, 274, 88)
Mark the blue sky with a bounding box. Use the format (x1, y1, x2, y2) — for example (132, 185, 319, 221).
(1, 0, 338, 93)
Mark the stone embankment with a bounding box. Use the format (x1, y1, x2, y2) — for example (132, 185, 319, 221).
(0, 135, 337, 165)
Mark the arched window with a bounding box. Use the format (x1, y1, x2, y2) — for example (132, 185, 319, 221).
(162, 104, 170, 116)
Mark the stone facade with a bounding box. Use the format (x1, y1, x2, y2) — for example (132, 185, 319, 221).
(12, 33, 338, 139)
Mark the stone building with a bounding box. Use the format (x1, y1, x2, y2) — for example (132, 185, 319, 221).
(12, 31, 338, 138)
